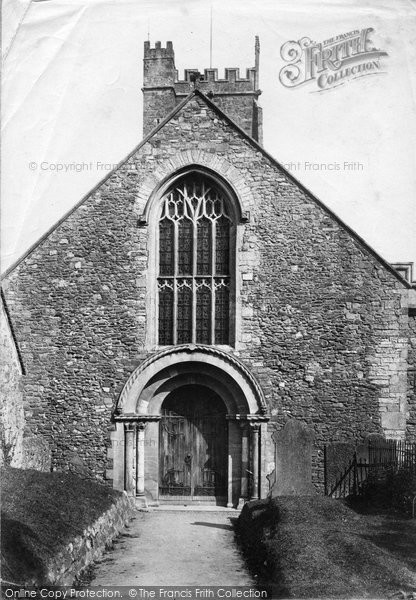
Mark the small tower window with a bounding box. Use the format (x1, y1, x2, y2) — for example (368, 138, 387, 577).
(157, 174, 232, 345)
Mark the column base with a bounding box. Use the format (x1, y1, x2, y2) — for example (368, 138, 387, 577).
(237, 497, 248, 510)
(135, 495, 149, 510)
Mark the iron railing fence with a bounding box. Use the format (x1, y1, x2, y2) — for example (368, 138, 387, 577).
(324, 440, 416, 499)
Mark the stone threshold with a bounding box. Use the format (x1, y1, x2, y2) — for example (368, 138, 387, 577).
(139, 504, 240, 512)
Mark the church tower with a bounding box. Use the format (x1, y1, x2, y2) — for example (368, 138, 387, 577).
(142, 38, 263, 143)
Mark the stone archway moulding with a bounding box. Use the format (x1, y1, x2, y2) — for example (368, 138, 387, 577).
(114, 344, 268, 417)
(135, 150, 256, 222)
(140, 371, 241, 416)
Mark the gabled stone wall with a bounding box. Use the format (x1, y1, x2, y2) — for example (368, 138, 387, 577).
(2, 93, 412, 491)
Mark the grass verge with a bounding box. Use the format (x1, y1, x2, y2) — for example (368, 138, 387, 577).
(238, 496, 416, 599)
(1, 466, 124, 586)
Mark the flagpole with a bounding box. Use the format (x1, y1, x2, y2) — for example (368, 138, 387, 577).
(209, 5, 213, 69)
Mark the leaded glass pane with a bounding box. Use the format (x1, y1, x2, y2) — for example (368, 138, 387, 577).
(159, 219, 174, 276)
(215, 216, 230, 275)
(158, 174, 232, 346)
(193, 180, 203, 199)
(177, 285, 192, 344)
(197, 217, 211, 275)
(168, 197, 176, 218)
(178, 218, 193, 275)
(215, 286, 229, 344)
(158, 287, 174, 345)
(196, 286, 211, 344)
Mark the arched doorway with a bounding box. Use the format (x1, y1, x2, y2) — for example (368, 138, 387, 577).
(159, 385, 227, 503)
(112, 346, 269, 507)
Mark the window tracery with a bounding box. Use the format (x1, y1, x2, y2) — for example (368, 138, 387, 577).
(157, 175, 232, 345)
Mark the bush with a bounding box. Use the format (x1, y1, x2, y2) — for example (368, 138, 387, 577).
(359, 467, 416, 514)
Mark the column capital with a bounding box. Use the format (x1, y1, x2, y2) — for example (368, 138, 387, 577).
(137, 421, 148, 432)
(114, 414, 162, 422)
(124, 422, 136, 433)
(226, 414, 269, 422)
(250, 422, 261, 432)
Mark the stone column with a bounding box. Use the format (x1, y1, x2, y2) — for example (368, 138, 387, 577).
(240, 422, 249, 501)
(227, 421, 233, 508)
(136, 421, 147, 497)
(250, 423, 261, 500)
(124, 423, 136, 496)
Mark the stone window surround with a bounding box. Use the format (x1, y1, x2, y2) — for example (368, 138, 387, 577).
(157, 174, 233, 346)
(143, 164, 249, 351)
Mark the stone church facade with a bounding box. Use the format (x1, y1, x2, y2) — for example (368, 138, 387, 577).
(2, 40, 416, 506)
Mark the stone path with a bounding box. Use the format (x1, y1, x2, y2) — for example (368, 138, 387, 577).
(89, 509, 255, 586)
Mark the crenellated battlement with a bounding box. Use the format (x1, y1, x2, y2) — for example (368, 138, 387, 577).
(142, 38, 262, 143)
(143, 41, 257, 85)
(144, 40, 174, 59)
(175, 67, 257, 85)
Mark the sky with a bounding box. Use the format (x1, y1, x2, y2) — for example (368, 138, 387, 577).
(2, 0, 416, 274)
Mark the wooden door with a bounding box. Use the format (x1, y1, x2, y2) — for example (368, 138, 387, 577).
(159, 385, 227, 500)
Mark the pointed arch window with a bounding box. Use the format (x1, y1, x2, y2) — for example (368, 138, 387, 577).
(157, 174, 232, 346)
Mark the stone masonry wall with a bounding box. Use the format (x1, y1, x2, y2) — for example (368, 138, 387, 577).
(1, 295, 52, 470)
(15, 490, 133, 586)
(2, 93, 411, 489)
(0, 296, 25, 467)
(47, 492, 133, 586)
(406, 306, 416, 439)
(143, 88, 176, 137)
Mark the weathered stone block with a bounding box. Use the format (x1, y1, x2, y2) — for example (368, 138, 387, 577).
(269, 419, 315, 496)
(381, 412, 407, 430)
